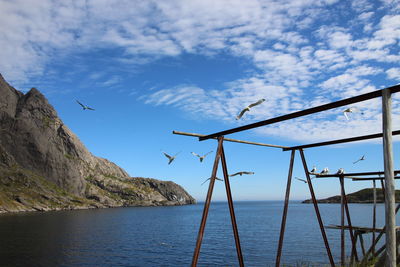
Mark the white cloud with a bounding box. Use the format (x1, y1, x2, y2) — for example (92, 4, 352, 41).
(386, 68, 400, 80)
(0, 0, 399, 142)
(351, 0, 374, 13)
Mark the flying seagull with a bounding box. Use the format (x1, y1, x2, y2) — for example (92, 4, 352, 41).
(295, 177, 314, 183)
(163, 151, 180, 165)
(309, 166, 317, 174)
(76, 100, 95, 111)
(201, 177, 223, 186)
(191, 151, 213, 162)
(343, 107, 363, 120)
(229, 171, 255, 177)
(236, 99, 266, 120)
(353, 155, 365, 164)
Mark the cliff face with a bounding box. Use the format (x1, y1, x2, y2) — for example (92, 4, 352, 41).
(0, 74, 195, 213)
(302, 188, 400, 203)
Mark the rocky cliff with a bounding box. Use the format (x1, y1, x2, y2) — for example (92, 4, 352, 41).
(302, 188, 400, 203)
(0, 74, 195, 213)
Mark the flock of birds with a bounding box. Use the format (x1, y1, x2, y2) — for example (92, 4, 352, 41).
(295, 155, 366, 184)
(75, 98, 365, 186)
(162, 150, 256, 185)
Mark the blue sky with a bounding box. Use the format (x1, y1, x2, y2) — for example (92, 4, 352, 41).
(0, 0, 399, 201)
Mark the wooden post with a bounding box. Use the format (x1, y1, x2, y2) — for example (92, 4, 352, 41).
(340, 176, 345, 266)
(382, 88, 396, 267)
(275, 149, 296, 267)
(220, 144, 245, 267)
(299, 149, 335, 267)
(372, 180, 377, 254)
(191, 137, 224, 267)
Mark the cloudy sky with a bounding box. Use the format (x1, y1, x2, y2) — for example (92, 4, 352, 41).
(1, 0, 399, 201)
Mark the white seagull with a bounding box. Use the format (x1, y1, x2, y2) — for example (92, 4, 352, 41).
(343, 107, 363, 120)
(163, 151, 180, 165)
(353, 155, 365, 164)
(320, 167, 329, 175)
(201, 177, 223, 186)
(309, 166, 317, 174)
(191, 151, 213, 163)
(229, 171, 255, 177)
(236, 99, 266, 120)
(336, 168, 345, 175)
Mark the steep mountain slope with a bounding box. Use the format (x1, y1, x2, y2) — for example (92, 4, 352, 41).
(0, 74, 195, 213)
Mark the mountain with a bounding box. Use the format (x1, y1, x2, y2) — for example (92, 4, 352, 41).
(0, 74, 195, 213)
(302, 188, 400, 203)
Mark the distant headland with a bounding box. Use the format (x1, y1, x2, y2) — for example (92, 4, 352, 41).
(303, 188, 400, 203)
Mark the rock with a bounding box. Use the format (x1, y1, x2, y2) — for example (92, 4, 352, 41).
(0, 74, 195, 213)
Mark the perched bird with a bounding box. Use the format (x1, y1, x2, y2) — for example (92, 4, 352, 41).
(76, 100, 95, 110)
(353, 155, 365, 164)
(336, 168, 345, 175)
(191, 151, 213, 163)
(236, 99, 266, 120)
(309, 166, 317, 174)
(320, 167, 329, 175)
(229, 171, 255, 177)
(295, 177, 314, 183)
(343, 107, 363, 120)
(163, 151, 180, 165)
(201, 177, 223, 186)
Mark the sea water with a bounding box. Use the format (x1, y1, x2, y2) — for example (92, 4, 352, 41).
(0, 201, 394, 266)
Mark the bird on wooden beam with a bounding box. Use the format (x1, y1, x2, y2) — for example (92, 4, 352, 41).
(320, 167, 329, 175)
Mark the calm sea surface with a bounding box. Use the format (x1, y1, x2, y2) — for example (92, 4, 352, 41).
(0, 201, 396, 266)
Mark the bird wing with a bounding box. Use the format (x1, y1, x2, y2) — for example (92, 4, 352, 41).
(344, 112, 349, 120)
(191, 152, 201, 158)
(243, 171, 255, 175)
(201, 178, 210, 186)
(76, 100, 85, 108)
(87, 107, 95, 111)
(236, 108, 248, 120)
(203, 151, 213, 157)
(295, 177, 307, 183)
(201, 177, 222, 185)
(248, 99, 265, 108)
(229, 172, 240, 177)
(163, 152, 172, 160)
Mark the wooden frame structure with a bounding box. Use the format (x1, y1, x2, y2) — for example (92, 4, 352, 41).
(174, 84, 400, 267)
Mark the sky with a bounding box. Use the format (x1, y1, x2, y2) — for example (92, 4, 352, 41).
(0, 0, 399, 201)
